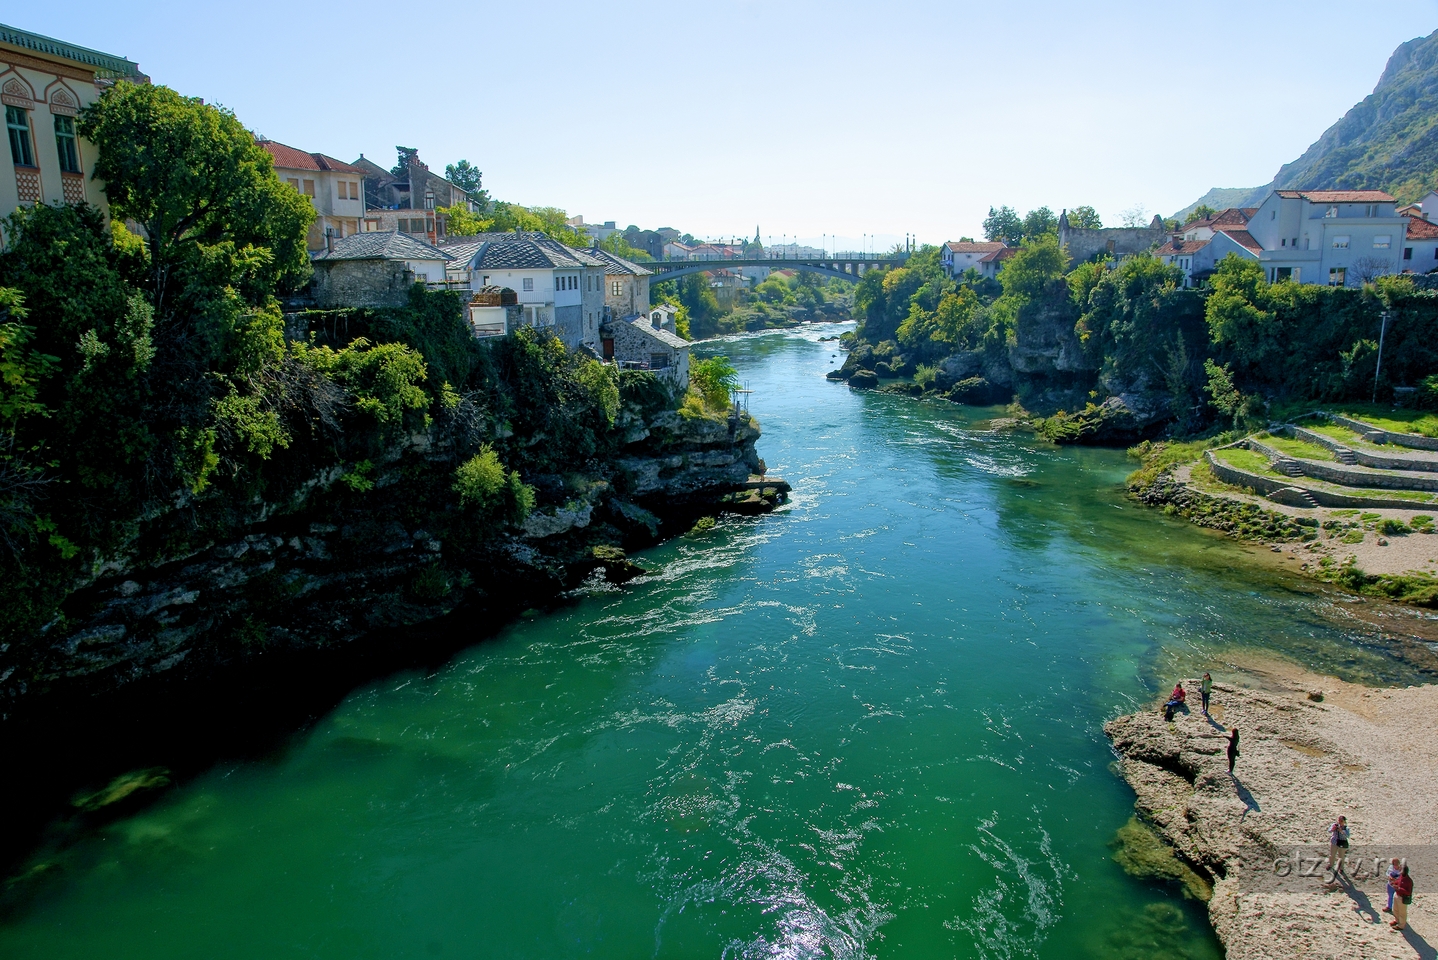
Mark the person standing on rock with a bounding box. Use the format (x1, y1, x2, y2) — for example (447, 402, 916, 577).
(1386, 857, 1402, 913)
(1227, 728, 1240, 774)
(1326, 816, 1349, 877)
(1391, 865, 1413, 930)
(1200, 672, 1213, 715)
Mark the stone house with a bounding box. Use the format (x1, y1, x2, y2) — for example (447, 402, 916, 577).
(0, 23, 146, 224)
(586, 245, 652, 318)
(352, 150, 478, 245)
(310, 231, 450, 307)
(1189, 190, 1408, 287)
(646, 303, 678, 334)
(438, 232, 606, 352)
(259, 139, 366, 252)
(940, 240, 1006, 277)
(602, 314, 689, 387)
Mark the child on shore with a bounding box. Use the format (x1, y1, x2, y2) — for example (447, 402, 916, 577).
(1386, 858, 1402, 912)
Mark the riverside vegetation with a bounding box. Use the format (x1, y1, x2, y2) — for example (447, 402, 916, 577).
(0, 81, 772, 730)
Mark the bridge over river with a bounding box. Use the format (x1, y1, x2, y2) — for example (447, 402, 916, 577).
(646, 254, 907, 283)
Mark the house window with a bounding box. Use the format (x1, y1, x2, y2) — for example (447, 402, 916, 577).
(287, 177, 301, 191)
(302, 179, 316, 197)
(1328, 267, 1346, 286)
(1281, 238, 1286, 246)
(349, 181, 359, 199)
(1325, 206, 1338, 218)
(611, 280, 621, 296)
(522, 277, 534, 291)
(6, 105, 34, 166)
(650, 353, 671, 369)
(1275, 267, 1293, 282)
(1365, 204, 1378, 217)
(54, 115, 80, 173)
(1332, 236, 1350, 249)
(1374, 235, 1391, 249)
(1405, 247, 1413, 260)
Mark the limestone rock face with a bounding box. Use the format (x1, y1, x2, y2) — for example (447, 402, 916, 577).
(0, 406, 774, 721)
(1107, 679, 1438, 960)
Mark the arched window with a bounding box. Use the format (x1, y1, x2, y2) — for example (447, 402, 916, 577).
(6, 104, 33, 166)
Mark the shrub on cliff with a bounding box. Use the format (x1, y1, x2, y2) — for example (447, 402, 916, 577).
(454, 445, 534, 523)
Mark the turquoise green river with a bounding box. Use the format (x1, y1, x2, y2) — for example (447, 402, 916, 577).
(1, 324, 1428, 959)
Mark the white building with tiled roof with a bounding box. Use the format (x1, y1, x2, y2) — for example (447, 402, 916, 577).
(1154, 237, 1210, 288)
(1401, 214, 1438, 271)
(586, 245, 653, 319)
(1190, 190, 1408, 287)
(259, 139, 366, 252)
(439, 233, 606, 351)
(939, 241, 1006, 277)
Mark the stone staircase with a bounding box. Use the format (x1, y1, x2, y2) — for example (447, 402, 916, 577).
(1274, 458, 1305, 477)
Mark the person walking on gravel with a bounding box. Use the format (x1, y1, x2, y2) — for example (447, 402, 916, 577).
(1326, 816, 1349, 877)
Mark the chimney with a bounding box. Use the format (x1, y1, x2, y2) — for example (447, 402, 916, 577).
(326, 228, 334, 253)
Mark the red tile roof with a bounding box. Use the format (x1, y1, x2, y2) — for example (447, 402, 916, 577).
(979, 247, 1016, 263)
(1160, 238, 1210, 255)
(1217, 228, 1262, 252)
(1180, 207, 1253, 231)
(260, 140, 363, 174)
(1275, 189, 1395, 203)
(945, 241, 1006, 254)
(1405, 216, 1438, 239)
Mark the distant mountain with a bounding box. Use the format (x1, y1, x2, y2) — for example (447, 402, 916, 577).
(1171, 187, 1261, 222)
(1177, 28, 1438, 216)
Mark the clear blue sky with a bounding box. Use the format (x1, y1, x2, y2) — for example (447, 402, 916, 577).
(23, 1, 1438, 250)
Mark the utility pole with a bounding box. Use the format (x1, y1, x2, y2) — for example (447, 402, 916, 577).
(1373, 310, 1392, 404)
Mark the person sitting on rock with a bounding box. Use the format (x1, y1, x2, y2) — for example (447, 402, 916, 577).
(1163, 683, 1187, 720)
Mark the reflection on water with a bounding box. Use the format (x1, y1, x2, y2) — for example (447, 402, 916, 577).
(1, 323, 1430, 959)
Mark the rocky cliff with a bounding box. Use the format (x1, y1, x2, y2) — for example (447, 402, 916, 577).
(0, 405, 770, 724)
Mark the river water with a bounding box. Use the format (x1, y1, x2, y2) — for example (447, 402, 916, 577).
(2, 324, 1431, 959)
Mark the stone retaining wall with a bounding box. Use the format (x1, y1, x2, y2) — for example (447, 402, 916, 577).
(1204, 450, 1432, 510)
(1245, 437, 1438, 492)
(1329, 413, 1438, 452)
(1289, 425, 1438, 473)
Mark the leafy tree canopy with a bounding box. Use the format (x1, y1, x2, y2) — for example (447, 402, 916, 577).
(1067, 206, 1102, 229)
(444, 159, 489, 206)
(983, 206, 1023, 246)
(392, 146, 419, 177)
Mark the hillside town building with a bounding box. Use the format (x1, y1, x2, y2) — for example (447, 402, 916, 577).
(439, 233, 606, 352)
(309, 230, 450, 307)
(586, 244, 653, 319)
(0, 22, 145, 223)
(939, 241, 1006, 278)
(1189, 190, 1408, 287)
(259, 139, 367, 252)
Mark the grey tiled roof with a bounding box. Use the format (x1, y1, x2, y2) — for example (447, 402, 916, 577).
(631, 318, 689, 349)
(585, 245, 653, 276)
(438, 232, 605, 271)
(312, 231, 451, 262)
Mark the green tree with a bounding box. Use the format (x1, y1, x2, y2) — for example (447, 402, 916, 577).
(599, 232, 652, 262)
(997, 234, 1067, 301)
(1022, 206, 1058, 239)
(444, 159, 489, 206)
(79, 82, 314, 318)
(439, 203, 488, 237)
(983, 205, 1023, 245)
(1185, 204, 1218, 223)
(392, 146, 419, 177)
(1067, 206, 1102, 229)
